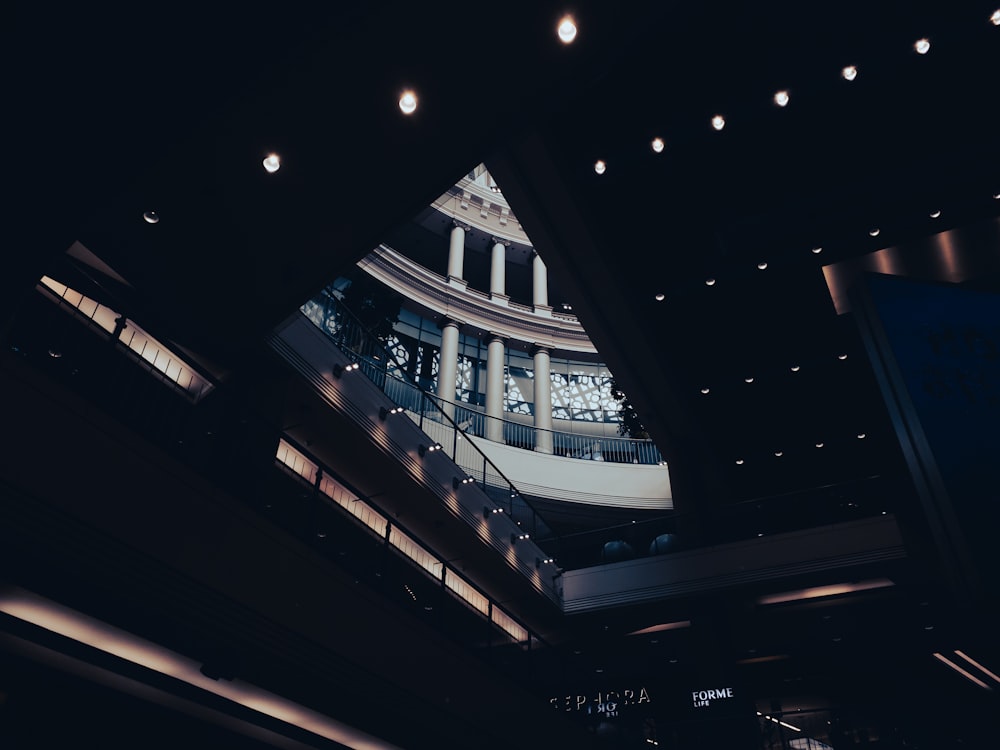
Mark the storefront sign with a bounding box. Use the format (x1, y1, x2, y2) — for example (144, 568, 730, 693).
(691, 687, 734, 708)
(550, 687, 651, 717)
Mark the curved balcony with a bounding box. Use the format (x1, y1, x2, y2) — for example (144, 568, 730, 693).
(358, 244, 595, 354)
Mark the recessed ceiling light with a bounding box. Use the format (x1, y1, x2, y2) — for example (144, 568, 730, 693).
(711, 114, 726, 131)
(655, 293, 665, 301)
(142, 211, 159, 224)
(262, 153, 281, 173)
(594, 160, 607, 175)
(774, 450, 783, 457)
(869, 228, 880, 237)
(744, 376, 754, 383)
(651, 137, 665, 153)
(705, 278, 716, 286)
(774, 90, 790, 107)
(557, 16, 577, 44)
(790, 365, 801, 372)
(993, 193, 1000, 200)
(399, 90, 418, 115)
(838, 353, 848, 360)
(929, 209, 941, 218)
(811, 246, 823, 255)
(992, 9, 1000, 26)
(914, 38, 931, 55)
(757, 261, 768, 270)
(857, 432, 867, 439)
(815, 442, 824, 448)
(700, 387, 711, 394)
(842, 65, 858, 82)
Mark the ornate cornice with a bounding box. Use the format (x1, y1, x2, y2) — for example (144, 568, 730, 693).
(358, 245, 597, 355)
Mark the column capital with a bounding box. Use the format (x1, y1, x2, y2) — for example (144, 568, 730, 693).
(484, 332, 508, 346)
(438, 316, 465, 331)
(490, 237, 511, 248)
(530, 343, 552, 357)
(452, 219, 471, 232)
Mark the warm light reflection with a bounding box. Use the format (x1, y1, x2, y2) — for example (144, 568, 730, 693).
(954, 651, 1000, 685)
(398, 90, 418, 114)
(594, 160, 607, 175)
(934, 653, 992, 690)
(842, 65, 858, 81)
(773, 90, 789, 107)
(651, 137, 665, 153)
(914, 38, 931, 55)
(757, 578, 894, 605)
(628, 620, 692, 636)
(711, 114, 726, 131)
(558, 16, 577, 43)
(262, 153, 280, 173)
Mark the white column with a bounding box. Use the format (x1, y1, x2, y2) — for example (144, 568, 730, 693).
(490, 239, 507, 296)
(533, 346, 553, 454)
(485, 335, 505, 442)
(437, 319, 460, 420)
(447, 224, 466, 280)
(532, 251, 549, 307)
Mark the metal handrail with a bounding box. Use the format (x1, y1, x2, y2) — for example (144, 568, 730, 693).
(300, 289, 555, 543)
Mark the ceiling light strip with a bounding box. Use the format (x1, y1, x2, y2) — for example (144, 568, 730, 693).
(933, 652, 992, 690)
(954, 650, 1000, 685)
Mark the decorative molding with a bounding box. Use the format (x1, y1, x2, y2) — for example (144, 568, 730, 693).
(358, 245, 598, 355)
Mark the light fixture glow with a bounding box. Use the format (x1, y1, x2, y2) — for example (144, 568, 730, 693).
(745, 376, 754, 383)
(594, 160, 607, 175)
(557, 16, 577, 44)
(700, 387, 710, 394)
(954, 651, 1000, 685)
(774, 450, 783, 457)
(757, 261, 768, 270)
(934, 653, 992, 690)
(774, 90, 790, 107)
(991, 9, 1000, 25)
(758, 578, 894, 605)
(815, 442, 824, 448)
(869, 228, 880, 237)
(651, 137, 665, 153)
(914, 38, 931, 55)
(705, 278, 716, 286)
(735, 459, 744, 465)
(711, 114, 726, 131)
(811, 246, 823, 254)
(398, 90, 418, 114)
(930, 209, 941, 218)
(628, 620, 692, 636)
(790, 365, 801, 372)
(655, 293, 665, 301)
(842, 65, 858, 81)
(262, 153, 281, 173)
(838, 353, 848, 360)
(142, 211, 159, 224)
(857, 432, 867, 439)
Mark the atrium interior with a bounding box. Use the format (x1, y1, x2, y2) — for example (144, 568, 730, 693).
(3, 3, 1000, 749)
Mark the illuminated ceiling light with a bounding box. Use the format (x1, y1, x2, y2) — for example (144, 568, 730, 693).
(735, 458, 745, 465)
(815, 442, 824, 448)
(774, 450, 783, 457)
(757, 261, 768, 270)
(869, 228, 880, 237)
(700, 387, 710, 394)
(398, 90, 418, 115)
(557, 16, 577, 44)
(841, 65, 858, 81)
(991, 9, 1000, 25)
(651, 137, 665, 153)
(914, 38, 931, 55)
(790, 365, 801, 372)
(142, 211, 159, 224)
(262, 153, 281, 173)
(838, 353, 848, 360)
(933, 653, 992, 690)
(744, 376, 754, 383)
(993, 193, 1000, 199)
(628, 620, 692, 635)
(773, 90, 790, 107)
(811, 246, 823, 254)
(705, 278, 716, 286)
(930, 209, 941, 218)
(655, 293, 665, 301)
(594, 160, 607, 175)
(711, 114, 726, 131)
(954, 651, 1000, 685)
(757, 578, 894, 605)
(857, 432, 867, 439)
